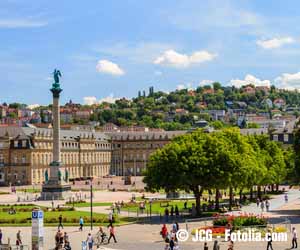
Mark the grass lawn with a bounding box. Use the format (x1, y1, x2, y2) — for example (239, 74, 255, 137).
(0, 204, 133, 226)
(122, 200, 198, 214)
(16, 188, 41, 193)
(68, 202, 113, 208)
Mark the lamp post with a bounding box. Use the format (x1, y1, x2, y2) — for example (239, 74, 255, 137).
(90, 179, 93, 231)
(149, 199, 152, 221)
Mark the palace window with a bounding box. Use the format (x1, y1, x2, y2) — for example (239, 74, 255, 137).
(21, 155, 26, 164)
(14, 141, 18, 147)
(284, 134, 289, 142)
(0, 154, 4, 163)
(22, 140, 27, 147)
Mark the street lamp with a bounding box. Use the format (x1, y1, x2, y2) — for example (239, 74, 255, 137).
(90, 178, 93, 230)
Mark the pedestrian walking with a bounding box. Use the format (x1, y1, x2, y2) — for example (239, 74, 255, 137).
(256, 198, 260, 207)
(169, 237, 175, 250)
(265, 200, 270, 212)
(260, 200, 265, 212)
(160, 224, 168, 239)
(164, 207, 169, 223)
(58, 214, 63, 229)
(266, 230, 273, 250)
(285, 193, 288, 203)
(79, 216, 84, 231)
(292, 227, 298, 249)
(175, 205, 179, 217)
(86, 233, 93, 250)
(16, 230, 22, 250)
(213, 240, 220, 250)
(228, 240, 234, 250)
(0, 229, 3, 245)
(108, 224, 117, 243)
(63, 232, 69, 245)
(108, 211, 113, 225)
(170, 206, 174, 217)
(204, 242, 208, 250)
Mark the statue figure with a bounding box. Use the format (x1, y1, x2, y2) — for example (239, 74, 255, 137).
(52, 69, 62, 89)
(45, 170, 49, 182)
(65, 169, 69, 182)
(58, 170, 62, 181)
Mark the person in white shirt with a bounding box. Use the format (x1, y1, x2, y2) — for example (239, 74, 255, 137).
(292, 227, 298, 249)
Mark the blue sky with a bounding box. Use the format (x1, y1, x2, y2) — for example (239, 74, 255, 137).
(2, 0, 300, 105)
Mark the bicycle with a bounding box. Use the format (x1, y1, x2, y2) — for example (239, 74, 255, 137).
(93, 232, 109, 247)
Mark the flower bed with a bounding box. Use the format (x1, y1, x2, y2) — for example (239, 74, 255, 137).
(213, 213, 267, 228)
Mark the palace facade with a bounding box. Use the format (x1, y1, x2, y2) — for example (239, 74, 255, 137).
(109, 131, 186, 176)
(0, 127, 111, 185)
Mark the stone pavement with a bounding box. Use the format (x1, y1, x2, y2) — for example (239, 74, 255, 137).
(0, 188, 299, 250)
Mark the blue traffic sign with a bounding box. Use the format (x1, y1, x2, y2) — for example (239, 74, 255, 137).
(32, 210, 43, 219)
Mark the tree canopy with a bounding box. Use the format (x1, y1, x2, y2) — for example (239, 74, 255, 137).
(144, 128, 287, 215)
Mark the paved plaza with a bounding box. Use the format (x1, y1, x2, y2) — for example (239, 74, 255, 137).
(0, 188, 298, 249)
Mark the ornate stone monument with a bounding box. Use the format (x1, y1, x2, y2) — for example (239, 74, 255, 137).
(41, 69, 71, 200)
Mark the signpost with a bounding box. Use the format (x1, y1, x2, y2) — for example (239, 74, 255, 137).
(32, 209, 44, 250)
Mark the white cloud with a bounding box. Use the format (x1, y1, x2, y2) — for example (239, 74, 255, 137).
(176, 84, 186, 90)
(274, 72, 300, 90)
(230, 74, 271, 88)
(27, 104, 40, 109)
(0, 19, 47, 28)
(98, 94, 120, 104)
(256, 37, 295, 49)
(83, 94, 120, 105)
(199, 80, 214, 86)
(83, 96, 98, 105)
(96, 60, 124, 76)
(154, 50, 217, 68)
(176, 83, 193, 90)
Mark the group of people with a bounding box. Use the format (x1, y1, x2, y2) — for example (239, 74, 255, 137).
(256, 198, 271, 212)
(85, 224, 117, 250)
(55, 230, 71, 250)
(160, 222, 180, 250)
(164, 205, 180, 222)
(111, 201, 124, 214)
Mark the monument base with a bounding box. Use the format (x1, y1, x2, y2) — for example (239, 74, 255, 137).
(41, 182, 71, 200)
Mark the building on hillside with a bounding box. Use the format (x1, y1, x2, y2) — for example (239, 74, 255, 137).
(75, 110, 93, 120)
(261, 98, 273, 109)
(0, 127, 111, 186)
(201, 110, 226, 121)
(240, 128, 268, 136)
(273, 98, 286, 109)
(270, 119, 297, 145)
(256, 86, 270, 94)
(60, 110, 73, 124)
(243, 86, 255, 94)
(109, 131, 186, 176)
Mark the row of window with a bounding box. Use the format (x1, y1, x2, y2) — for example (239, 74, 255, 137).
(32, 152, 111, 165)
(273, 134, 289, 142)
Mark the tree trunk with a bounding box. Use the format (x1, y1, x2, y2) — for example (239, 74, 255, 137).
(276, 184, 279, 192)
(271, 184, 274, 192)
(263, 186, 266, 194)
(215, 189, 220, 211)
(193, 187, 203, 216)
(229, 187, 233, 211)
(257, 185, 262, 199)
(239, 189, 243, 203)
(250, 187, 253, 200)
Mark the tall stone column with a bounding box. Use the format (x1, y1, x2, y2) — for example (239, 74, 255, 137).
(49, 88, 62, 181)
(41, 70, 71, 200)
